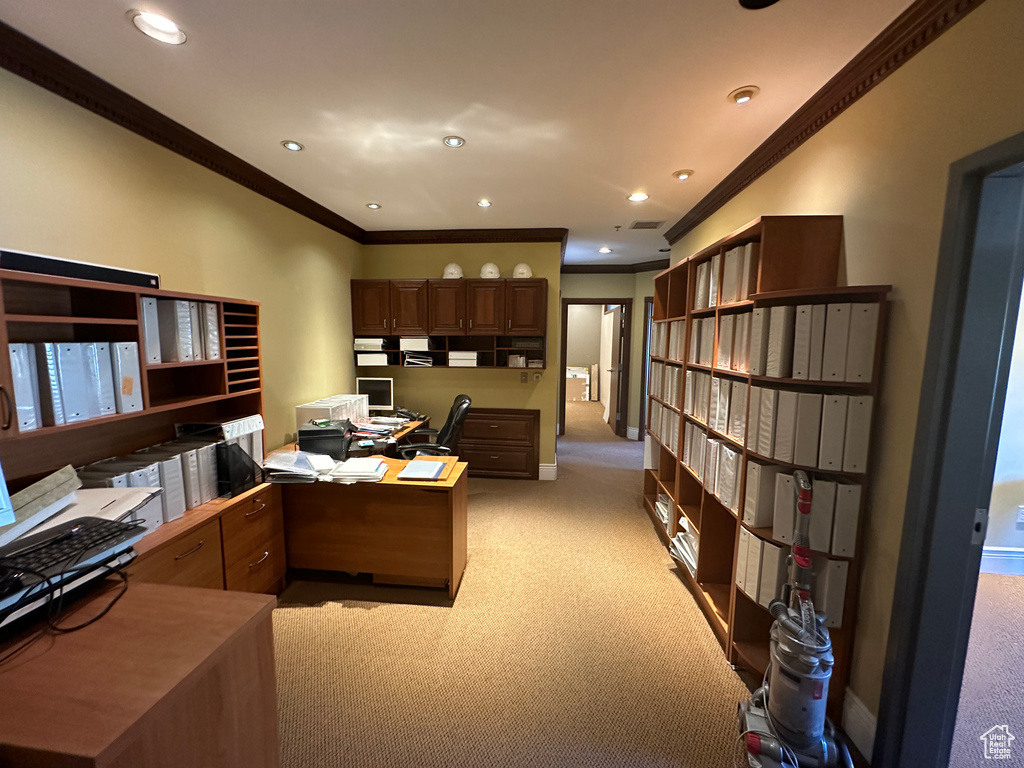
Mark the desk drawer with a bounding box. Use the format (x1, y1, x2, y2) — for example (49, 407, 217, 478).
(129, 518, 224, 590)
(460, 415, 533, 445)
(459, 446, 533, 477)
(221, 486, 283, 569)
(225, 533, 286, 593)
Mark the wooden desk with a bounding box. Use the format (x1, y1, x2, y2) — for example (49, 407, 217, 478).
(0, 583, 278, 768)
(282, 458, 468, 599)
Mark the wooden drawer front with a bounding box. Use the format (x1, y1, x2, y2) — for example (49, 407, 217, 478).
(221, 486, 283, 569)
(459, 447, 532, 476)
(129, 519, 224, 590)
(225, 533, 286, 593)
(461, 415, 532, 444)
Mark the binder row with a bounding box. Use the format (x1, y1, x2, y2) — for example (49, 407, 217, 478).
(708, 378, 748, 444)
(716, 313, 751, 372)
(8, 342, 143, 432)
(666, 319, 686, 361)
(747, 388, 873, 474)
(688, 317, 716, 366)
(706, 439, 742, 514)
(141, 298, 221, 364)
(670, 516, 698, 576)
(693, 242, 759, 311)
(683, 370, 712, 424)
(649, 362, 682, 409)
(649, 401, 679, 454)
(682, 421, 706, 481)
(747, 301, 879, 382)
(651, 322, 668, 359)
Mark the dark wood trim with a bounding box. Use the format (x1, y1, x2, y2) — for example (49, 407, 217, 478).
(663, 0, 989, 244)
(561, 259, 670, 275)
(363, 228, 569, 246)
(0, 21, 367, 244)
(558, 298, 632, 438)
(639, 296, 654, 441)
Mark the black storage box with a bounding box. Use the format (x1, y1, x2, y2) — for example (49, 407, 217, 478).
(298, 420, 352, 460)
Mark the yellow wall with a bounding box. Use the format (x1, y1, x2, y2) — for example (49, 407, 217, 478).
(672, 0, 1024, 715)
(0, 69, 361, 449)
(360, 244, 561, 465)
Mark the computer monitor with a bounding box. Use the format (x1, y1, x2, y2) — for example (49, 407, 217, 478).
(356, 377, 394, 412)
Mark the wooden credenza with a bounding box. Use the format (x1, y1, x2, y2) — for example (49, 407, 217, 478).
(457, 408, 540, 480)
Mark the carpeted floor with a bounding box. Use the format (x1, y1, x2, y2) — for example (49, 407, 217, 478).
(272, 401, 750, 767)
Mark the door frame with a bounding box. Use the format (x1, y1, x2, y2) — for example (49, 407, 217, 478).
(558, 298, 632, 436)
(875, 130, 1024, 767)
(639, 296, 654, 440)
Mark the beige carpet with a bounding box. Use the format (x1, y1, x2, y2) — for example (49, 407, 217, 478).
(272, 401, 750, 767)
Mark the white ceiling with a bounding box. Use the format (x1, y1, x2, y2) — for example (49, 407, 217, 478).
(0, 0, 915, 264)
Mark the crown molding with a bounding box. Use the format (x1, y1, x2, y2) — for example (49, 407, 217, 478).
(364, 228, 569, 252)
(560, 258, 669, 275)
(664, 0, 988, 245)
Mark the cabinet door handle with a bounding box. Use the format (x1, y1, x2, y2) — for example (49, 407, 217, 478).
(469, 319, 473, 329)
(489, 424, 499, 428)
(0, 386, 11, 431)
(246, 503, 266, 518)
(490, 455, 501, 459)
(174, 540, 204, 560)
(460, 319, 463, 328)
(384, 318, 388, 330)
(249, 550, 270, 569)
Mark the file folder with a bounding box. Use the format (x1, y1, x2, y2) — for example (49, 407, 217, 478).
(201, 303, 221, 359)
(793, 392, 823, 468)
(9, 343, 40, 432)
(818, 395, 848, 471)
(842, 395, 873, 473)
(832, 482, 862, 557)
(55, 343, 90, 423)
(766, 305, 795, 378)
(792, 305, 812, 379)
(744, 460, 780, 528)
(773, 390, 798, 463)
(749, 308, 770, 376)
(111, 342, 144, 413)
(845, 302, 879, 383)
(822, 303, 851, 381)
(809, 479, 836, 552)
(34, 342, 65, 426)
(140, 297, 162, 364)
(772, 473, 796, 544)
(758, 541, 787, 609)
(809, 304, 827, 380)
(157, 299, 194, 362)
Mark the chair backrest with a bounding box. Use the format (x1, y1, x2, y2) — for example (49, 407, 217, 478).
(436, 394, 472, 449)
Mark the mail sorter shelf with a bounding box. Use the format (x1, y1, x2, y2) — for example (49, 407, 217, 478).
(354, 334, 546, 370)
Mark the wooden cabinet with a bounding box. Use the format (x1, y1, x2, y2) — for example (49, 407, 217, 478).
(129, 518, 225, 590)
(351, 279, 391, 335)
(457, 408, 540, 479)
(390, 280, 429, 335)
(466, 280, 506, 335)
(221, 484, 286, 593)
(428, 279, 466, 334)
(506, 279, 547, 335)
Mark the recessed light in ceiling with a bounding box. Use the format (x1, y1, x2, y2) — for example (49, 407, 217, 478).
(739, 0, 781, 7)
(477, 199, 492, 208)
(627, 192, 649, 202)
(599, 247, 612, 254)
(729, 86, 761, 105)
(366, 203, 381, 210)
(659, 248, 671, 253)
(673, 169, 695, 181)
(444, 136, 465, 148)
(281, 140, 304, 152)
(129, 10, 186, 44)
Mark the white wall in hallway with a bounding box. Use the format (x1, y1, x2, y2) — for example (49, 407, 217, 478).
(600, 309, 615, 422)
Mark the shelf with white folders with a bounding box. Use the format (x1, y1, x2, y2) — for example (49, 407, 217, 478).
(643, 214, 889, 721)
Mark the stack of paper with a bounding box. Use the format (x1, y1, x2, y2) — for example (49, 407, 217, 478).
(328, 457, 388, 484)
(397, 459, 446, 481)
(404, 352, 433, 367)
(448, 351, 478, 367)
(262, 450, 326, 483)
(354, 338, 385, 351)
(399, 338, 430, 352)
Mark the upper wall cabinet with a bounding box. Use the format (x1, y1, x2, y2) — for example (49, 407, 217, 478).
(351, 280, 391, 335)
(428, 280, 466, 335)
(506, 279, 547, 335)
(466, 280, 506, 335)
(390, 280, 429, 335)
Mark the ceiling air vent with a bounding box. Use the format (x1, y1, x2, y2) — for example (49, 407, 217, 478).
(630, 220, 665, 230)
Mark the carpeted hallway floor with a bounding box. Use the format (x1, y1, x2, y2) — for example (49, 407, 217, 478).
(272, 401, 750, 767)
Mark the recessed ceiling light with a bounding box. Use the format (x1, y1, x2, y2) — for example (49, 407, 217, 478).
(627, 192, 649, 202)
(599, 247, 612, 254)
(281, 140, 304, 152)
(729, 86, 761, 105)
(366, 203, 381, 210)
(444, 136, 465, 148)
(477, 199, 492, 207)
(129, 10, 186, 45)
(739, 0, 782, 8)
(673, 169, 695, 181)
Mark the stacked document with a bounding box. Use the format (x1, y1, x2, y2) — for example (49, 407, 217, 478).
(670, 530, 698, 576)
(397, 459, 447, 481)
(404, 352, 433, 367)
(262, 450, 331, 483)
(328, 457, 388, 484)
(448, 351, 478, 367)
(354, 338, 385, 352)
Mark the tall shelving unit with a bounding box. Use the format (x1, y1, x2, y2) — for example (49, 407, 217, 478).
(642, 216, 890, 719)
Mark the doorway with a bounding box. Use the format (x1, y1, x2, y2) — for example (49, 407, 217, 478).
(558, 298, 632, 437)
(876, 133, 1024, 767)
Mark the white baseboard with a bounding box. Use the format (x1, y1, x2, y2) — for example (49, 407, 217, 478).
(842, 689, 876, 762)
(980, 546, 1024, 575)
(539, 463, 557, 481)
(626, 426, 640, 440)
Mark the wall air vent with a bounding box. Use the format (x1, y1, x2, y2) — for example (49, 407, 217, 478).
(630, 221, 665, 230)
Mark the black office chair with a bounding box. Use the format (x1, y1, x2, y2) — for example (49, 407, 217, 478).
(398, 394, 471, 459)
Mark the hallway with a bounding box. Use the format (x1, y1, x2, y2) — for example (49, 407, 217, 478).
(272, 401, 749, 767)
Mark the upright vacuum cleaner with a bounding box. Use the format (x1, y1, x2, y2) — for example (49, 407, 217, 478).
(736, 470, 853, 768)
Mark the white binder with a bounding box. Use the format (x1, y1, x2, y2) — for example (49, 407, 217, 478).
(718, 314, 734, 370)
(845, 302, 879, 383)
(843, 395, 873, 473)
(773, 390, 798, 463)
(140, 297, 162, 364)
(744, 535, 764, 600)
(34, 342, 65, 426)
(718, 445, 738, 510)
(832, 482, 862, 557)
(189, 301, 204, 362)
(792, 305, 813, 379)
(695, 261, 710, 310)
(709, 377, 720, 430)
(84, 342, 117, 417)
(756, 387, 778, 458)
(758, 541, 787, 609)
(766, 305, 795, 378)
(734, 312, 751, 372)
(749, 308, 770, 376)
(9, 343, 40, 432)
(717, 379, 732, 434)
(809, 479, 837, 552)
(157, 299, 194, 362)
(772, 473, 796, 544)
(151, 454, 187, 522)
(705, 440, 720, 494)
(746, 386, 762, 450)
(689, 319, 701, 363)
(818, 395, 849, 471)
(728, 382, 747, 443)
(709, 253, 720, 308)
(201, 302, 221, 359)
(55, 343, 90, 423)
(809, 304, 827, 380)
(822, 303, 851, 381)
(701, 318, 714, 365)
(111, 342, 144, 413)
(736, 528, 750, 592)
(813, 557, 848, 628)
(744, 460, 781, 528)
(793, 392, 823, 468)
(740, 242, 759, 301)
(77, 469, 130, 488)
(722, 248, 739, 304)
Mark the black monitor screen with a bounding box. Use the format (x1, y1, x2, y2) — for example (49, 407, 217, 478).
(356, 378, 394, 409)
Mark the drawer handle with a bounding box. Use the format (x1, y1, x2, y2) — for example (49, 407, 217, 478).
(246, 503, 267, 518)
(490, 455, 500, 459)
(489, 424, 499, 428)
(249, 551, 270, 569)
(174, 540, 204, 560)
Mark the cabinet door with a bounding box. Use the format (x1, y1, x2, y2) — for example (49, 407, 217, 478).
(128, 519, 225, 590)
(506, 279, 548, 335)
(351, 280, 391, 335)
(466, 280, 506, 335)
(390, 280, 429, 335)
(428, 280, 466, 335)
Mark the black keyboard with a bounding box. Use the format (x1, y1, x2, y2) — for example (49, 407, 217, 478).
(0, 518, 146, 582)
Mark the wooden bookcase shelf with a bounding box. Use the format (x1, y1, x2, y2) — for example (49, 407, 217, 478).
(643, 215, 890, 720)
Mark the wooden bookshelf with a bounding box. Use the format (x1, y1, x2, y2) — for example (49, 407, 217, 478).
(643, 215, 890, 721)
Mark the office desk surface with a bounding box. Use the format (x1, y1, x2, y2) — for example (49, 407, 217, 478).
(0, 583, 278, 768)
